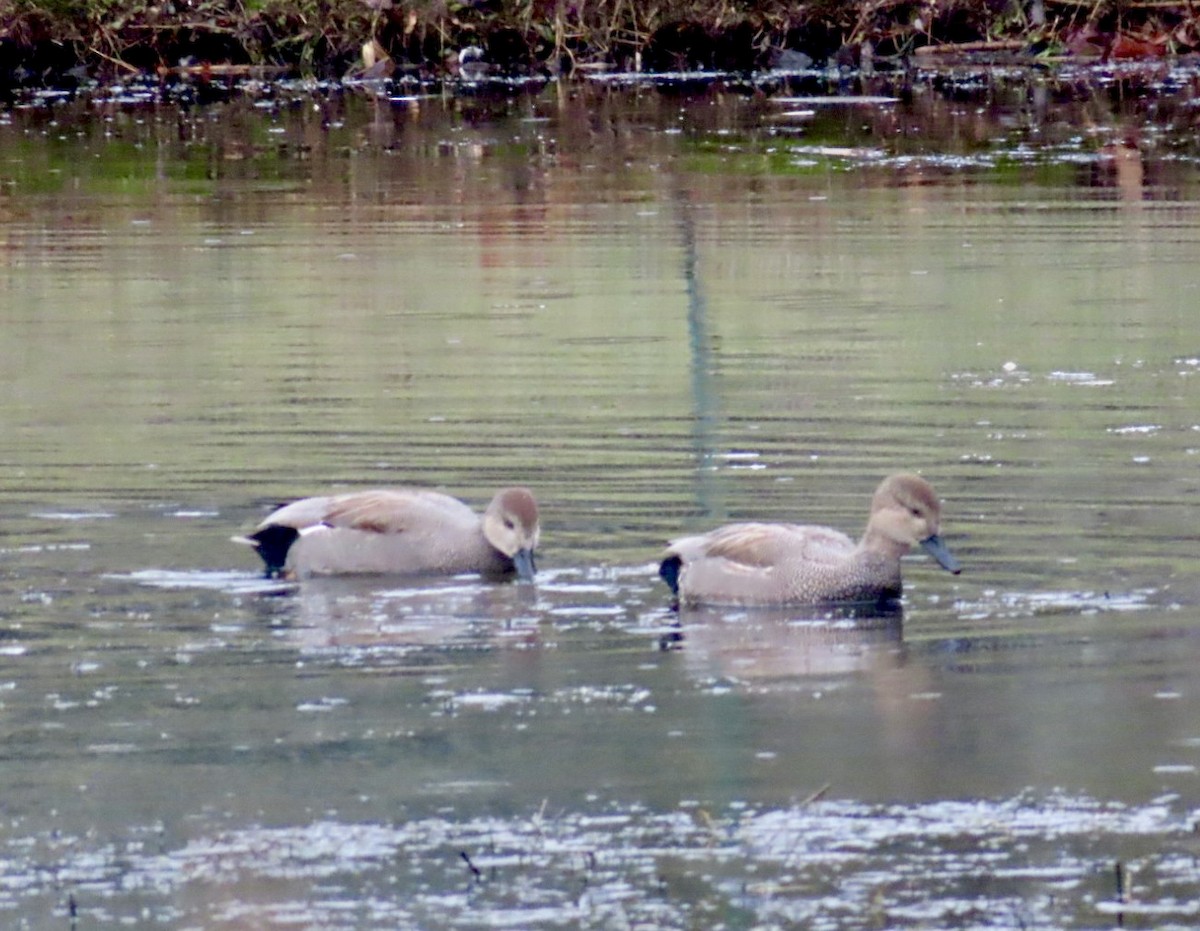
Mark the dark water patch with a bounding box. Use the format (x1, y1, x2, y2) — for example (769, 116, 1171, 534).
(3, 66, 1200, 198)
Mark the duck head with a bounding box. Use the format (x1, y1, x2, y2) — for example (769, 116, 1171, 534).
(864, 473, 961, 573)
(482, 486, 540, 580)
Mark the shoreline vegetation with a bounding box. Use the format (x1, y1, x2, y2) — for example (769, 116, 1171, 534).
(3, 1, 1200, 91)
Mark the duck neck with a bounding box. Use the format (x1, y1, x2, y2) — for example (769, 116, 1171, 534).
(858, 526, 912, 562)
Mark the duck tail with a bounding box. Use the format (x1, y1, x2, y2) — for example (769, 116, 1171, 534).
(658, 555, 683, 595)
(232, 525, 299, 579)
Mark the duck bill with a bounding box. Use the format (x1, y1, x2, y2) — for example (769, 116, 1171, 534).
(920, 534, 961, 574)
(512, 548, 537, 581)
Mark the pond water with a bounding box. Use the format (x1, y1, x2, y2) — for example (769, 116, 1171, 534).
(2, 66, 1200, 928)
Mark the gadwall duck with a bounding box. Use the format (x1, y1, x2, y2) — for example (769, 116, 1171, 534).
(234, 486, 539, 581)
(659, 473, 960, 607)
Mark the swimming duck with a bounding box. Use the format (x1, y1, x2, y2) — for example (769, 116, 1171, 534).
(234, 486, 539, 581)
(659, 473, 960, 606)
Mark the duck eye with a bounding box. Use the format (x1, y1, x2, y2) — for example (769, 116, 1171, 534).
(504, 518, 515, 530)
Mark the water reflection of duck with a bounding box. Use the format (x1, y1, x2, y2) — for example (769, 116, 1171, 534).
(232, 487, 539, 581)
(677, 604, 904, 679)
(659, 474, 960, 607)
(281, 575, 543, 651)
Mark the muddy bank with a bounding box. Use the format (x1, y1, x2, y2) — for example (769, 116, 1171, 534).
(3, 0, 1200, 91)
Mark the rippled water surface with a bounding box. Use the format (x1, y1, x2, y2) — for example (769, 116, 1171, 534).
(2, 69, 1200, 927)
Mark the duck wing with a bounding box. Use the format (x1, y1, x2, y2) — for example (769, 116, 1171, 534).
(262, 489, 477, 536)
(670, 522, 855, 569)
